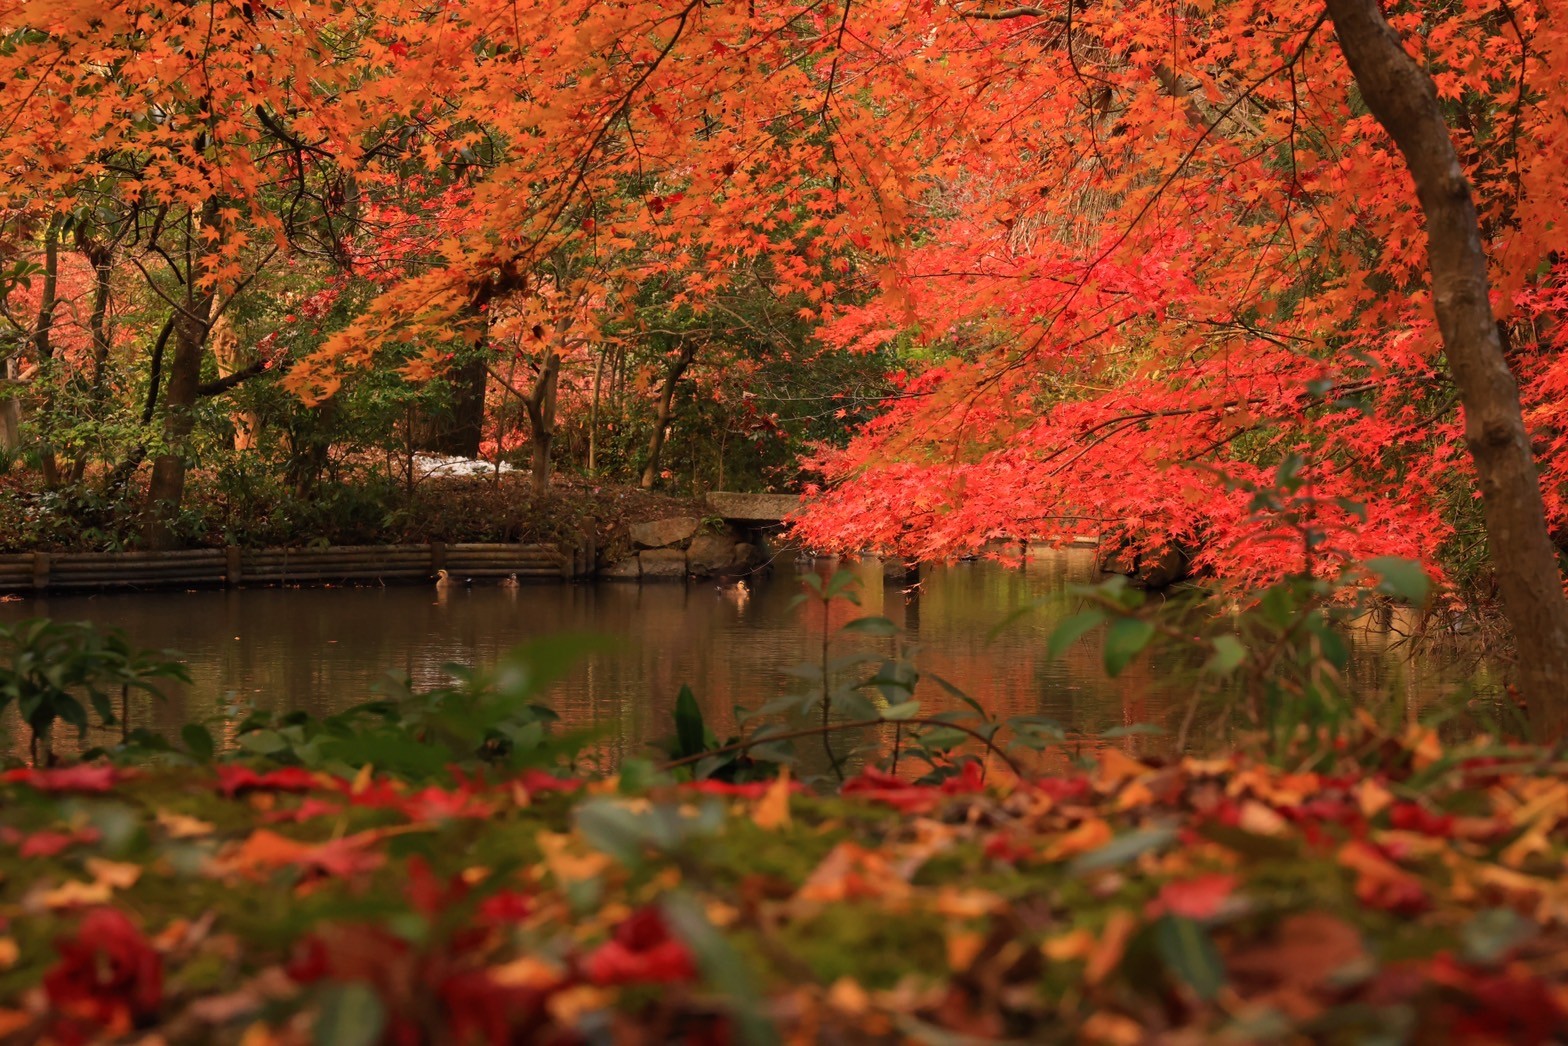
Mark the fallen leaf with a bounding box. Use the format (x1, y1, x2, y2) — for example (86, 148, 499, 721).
(1355, 778, 1394, 819)
(1153, 874, 1239, 920)
(39, 880, 113, 909)
(1043, 818, 1114, 862)
(157, 810, 216, 839)
(1085, 910, 1138, 986)
(1081, 1010, 1142, 1044)
(753, 768, 792, 830)
(85, 858, 142, 890)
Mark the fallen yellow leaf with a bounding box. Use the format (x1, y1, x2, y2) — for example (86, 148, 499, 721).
(1355, 778, 1394, 819)
(754, 769, 792, 831)
(827, 976, 870, 1015)
(1085, 910, 1138, 986)
(157, 809, 215, 839)
(946, 928, 985, 971)
(86, 857, 142, 890)
(1042, 928, 1095, 963)
(1044, 818, 1114, 861)
(39, 879, 113, 909)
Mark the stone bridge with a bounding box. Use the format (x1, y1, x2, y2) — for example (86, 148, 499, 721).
(704, 491, 802, 526)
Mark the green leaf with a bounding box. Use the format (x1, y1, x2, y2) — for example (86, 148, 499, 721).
(840, 616, 898, 636)
(1102, 617, 1155, 677)
(1046, 610, 1105, 661)
(1461, 907, 1536, 965)
(1203, 635, 1246, 675)
(237, 728, 287, 756)
(1069, 825, 1178, 874)
(881, 700, 921, 721)
(663, 892, 778, 1046)
(314, 981, 386, 1046)
(1154, 916, 1225, 1001)
(675, 685, 707, 759)
(1366, 556, 1430, 607)
(1099, 723, 1166, 738)
(181, 723, 215, 763)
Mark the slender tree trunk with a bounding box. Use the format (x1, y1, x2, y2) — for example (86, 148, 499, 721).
(31, 217, 59, 363)
(524, 351, 560, 497)
(641, 341, 697, 490)
(31, 218, 61, 487)
(588, 347, 606, 474)
(1325, 0, 1568, 736)
(144, 304, 214, 548)
(67, 244, 114, 484)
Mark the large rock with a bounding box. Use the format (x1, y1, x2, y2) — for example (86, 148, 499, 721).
(686, 532, 759, 577)
(629, 516, 700, 549)
(1097, 540, 1192, 589)
(704, 492, 800, 524)
(638, 548, 688, 580)
(597, 556, 641, 581)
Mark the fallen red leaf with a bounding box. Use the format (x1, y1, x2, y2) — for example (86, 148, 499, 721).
(3, 765, 124, 793)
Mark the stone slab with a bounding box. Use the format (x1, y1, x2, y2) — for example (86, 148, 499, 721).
(597, 556, 641, 581)
(705, 491, 801, 524)
(629, 516, 700, 549)
(638, 548, 688, 579)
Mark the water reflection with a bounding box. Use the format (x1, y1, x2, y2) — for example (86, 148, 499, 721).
(0, 551, 1494, 763)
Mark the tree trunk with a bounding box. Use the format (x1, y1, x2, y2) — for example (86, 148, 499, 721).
(641, 341, 697, 490)
(524, 351, 560, 497)
(144, 303, 215, 548)
(31, 218, 61, 486)
(1325, 0, 1568, 736)
(208, 300, 260, 451)
(588, 347, 606, 474)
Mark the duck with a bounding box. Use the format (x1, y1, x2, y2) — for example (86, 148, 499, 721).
(500, 573, 520, 589)
(719, 579, 750, 606)
(434, 569, 472, 590)
(793, 550, 814, 566)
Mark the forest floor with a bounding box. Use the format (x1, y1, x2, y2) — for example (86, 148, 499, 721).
(1, 728, 1565, 1043)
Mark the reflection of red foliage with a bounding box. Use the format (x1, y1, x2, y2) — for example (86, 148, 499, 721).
(2, 764, 124, 793)
(582, 907, 697, 986)
(43, 908, 162, 1039)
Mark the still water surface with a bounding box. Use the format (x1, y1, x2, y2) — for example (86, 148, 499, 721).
(0, 550, 1492, 762)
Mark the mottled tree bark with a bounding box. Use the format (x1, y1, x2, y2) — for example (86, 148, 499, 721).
(1325, 0, 1568, 736)
(641, 340, 697, 490)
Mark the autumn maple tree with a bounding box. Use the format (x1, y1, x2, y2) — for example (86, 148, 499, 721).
(5, 0, 1568, 720)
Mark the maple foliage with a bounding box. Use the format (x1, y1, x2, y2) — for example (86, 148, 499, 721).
(3, 721, 1568, 1042)
(5, 0, 1562, 593)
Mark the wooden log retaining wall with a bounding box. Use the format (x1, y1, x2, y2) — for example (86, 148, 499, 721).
(0, 542, 582, 594)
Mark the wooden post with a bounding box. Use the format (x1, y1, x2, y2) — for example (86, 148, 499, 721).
(225, 546, 242, 587)
(32, 551, 49, 591)
(430, 541, 446, 574)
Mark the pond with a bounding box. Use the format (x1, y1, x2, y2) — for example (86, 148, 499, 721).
(0, 549, 1496, 765)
